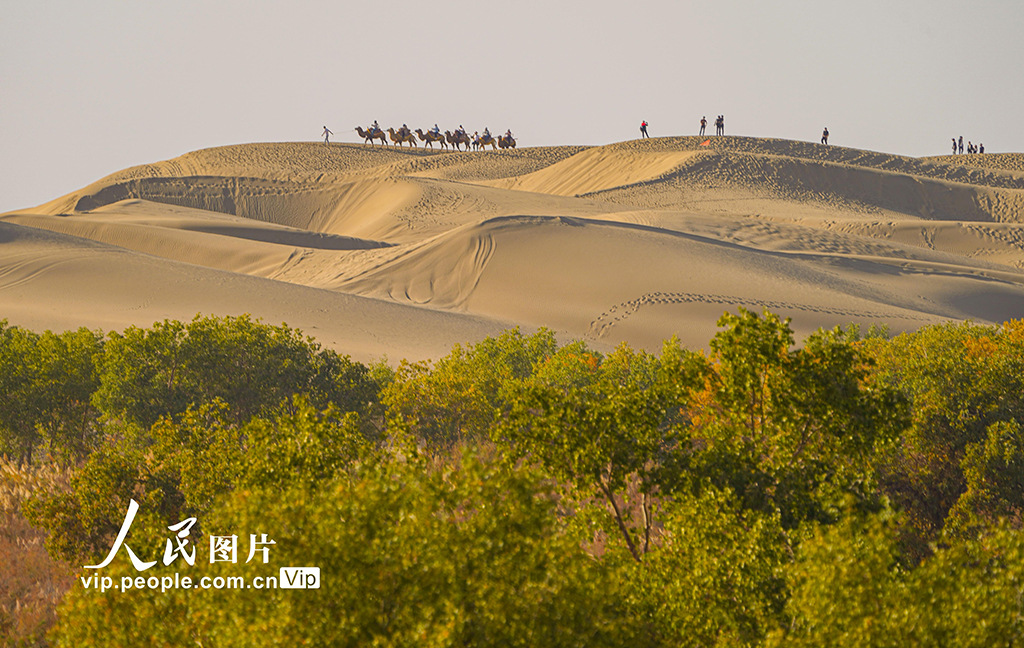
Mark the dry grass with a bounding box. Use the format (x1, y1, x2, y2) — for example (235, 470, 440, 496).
(0, 458, 74, 647)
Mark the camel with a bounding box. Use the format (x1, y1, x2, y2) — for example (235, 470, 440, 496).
(445, 130, 471, 151)
(387, 128, 418, 147)
(355, 126, 387, 145)
(477, 134, 498, 150)
(498, 135, 516, 149)
(415, 129, 447, 150)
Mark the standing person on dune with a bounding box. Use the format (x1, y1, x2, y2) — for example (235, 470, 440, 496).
(821, 127, 829, 145)
(640, 120, 649, 138)
(700, 116, 707, 136)
(322, 126, 333, 143)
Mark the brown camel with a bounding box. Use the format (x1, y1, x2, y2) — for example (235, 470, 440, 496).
(415, 129, 448, 150)
(498, 135, 516, 149)
(477, 134, 498, 150)
(445, 130, 471, 151)
(355, 126, 387, 145)
(387, 128, 418, 147)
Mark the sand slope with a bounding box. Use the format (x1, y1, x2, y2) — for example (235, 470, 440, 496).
(0, 221, 509, 363)
(4, 138, 1024, 361)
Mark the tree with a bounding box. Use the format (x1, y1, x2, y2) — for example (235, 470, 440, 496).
(865, 319, 1024, 551)
(32, 329, 104, 463)
(946, 419, 1024, 537)
(93, 314, 377, 429)
(769, 511, 910, 648)
(49, 449, 633, 648)
(382, 328, 558, 447)
(774, 512, 1024, 648)
(0, 322, 103, 464)
(25, 399, 372, 565)
(496, 340, 705, 562)
(631, 487, 789, 648)
(0, 322, 41, 463)
(690, 310, 905, 529)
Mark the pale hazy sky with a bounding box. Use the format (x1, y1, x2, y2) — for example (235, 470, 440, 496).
(1, 0, 1021, 213)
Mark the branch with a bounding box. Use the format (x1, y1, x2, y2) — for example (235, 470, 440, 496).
(786, 418, 816, 469)
(641, 491, 652, 556)
(598, 480, 640, 562)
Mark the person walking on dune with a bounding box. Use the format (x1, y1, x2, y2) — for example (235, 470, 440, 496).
(980, 143, 985, 154)
(821, 127, 829, 146)
(952, 138, 957, 154)
(640, 120, 649, 138)
(322, 126, 333, 143)
(958, 136, 964, 154)
(700, 116, 707, 136)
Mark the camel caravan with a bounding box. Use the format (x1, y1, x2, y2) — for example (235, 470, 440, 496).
(356, 122, 516, 151)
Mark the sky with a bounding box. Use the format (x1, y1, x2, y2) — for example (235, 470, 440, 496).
(1, 0, 1022, 213)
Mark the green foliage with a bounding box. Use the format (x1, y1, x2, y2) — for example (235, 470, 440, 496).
(93, 314, 376, 429)
(33, 328, 105, 462)
(13, 311, 1024, 645)
(0, 321, 104, 464)
(904, 525, 1024, 647)
(769, 511, 909, 648)
(947, 419, 1024, 537)
(773, 512, 1024, 648)
(496, 340, 705, 561)
(50, 449, 631, 647)
(866, 319, 1024, 550)
(22, 430, 179, 565)
(692, 310, 905, 529)
(151, 397, 371, 516)
(26, 399, 372, 566)
(630, 487, 790, 648)
(0, 321, 41, 463)
(382, 328, 558, 447)
(46, 556, 193, 648)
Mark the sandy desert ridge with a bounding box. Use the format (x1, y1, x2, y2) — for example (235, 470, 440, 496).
(2, 136, 1024, 361)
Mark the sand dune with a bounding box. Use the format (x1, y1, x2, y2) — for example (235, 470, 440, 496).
(0, 221, 509, 362)
(4, 137, 1024, 361)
